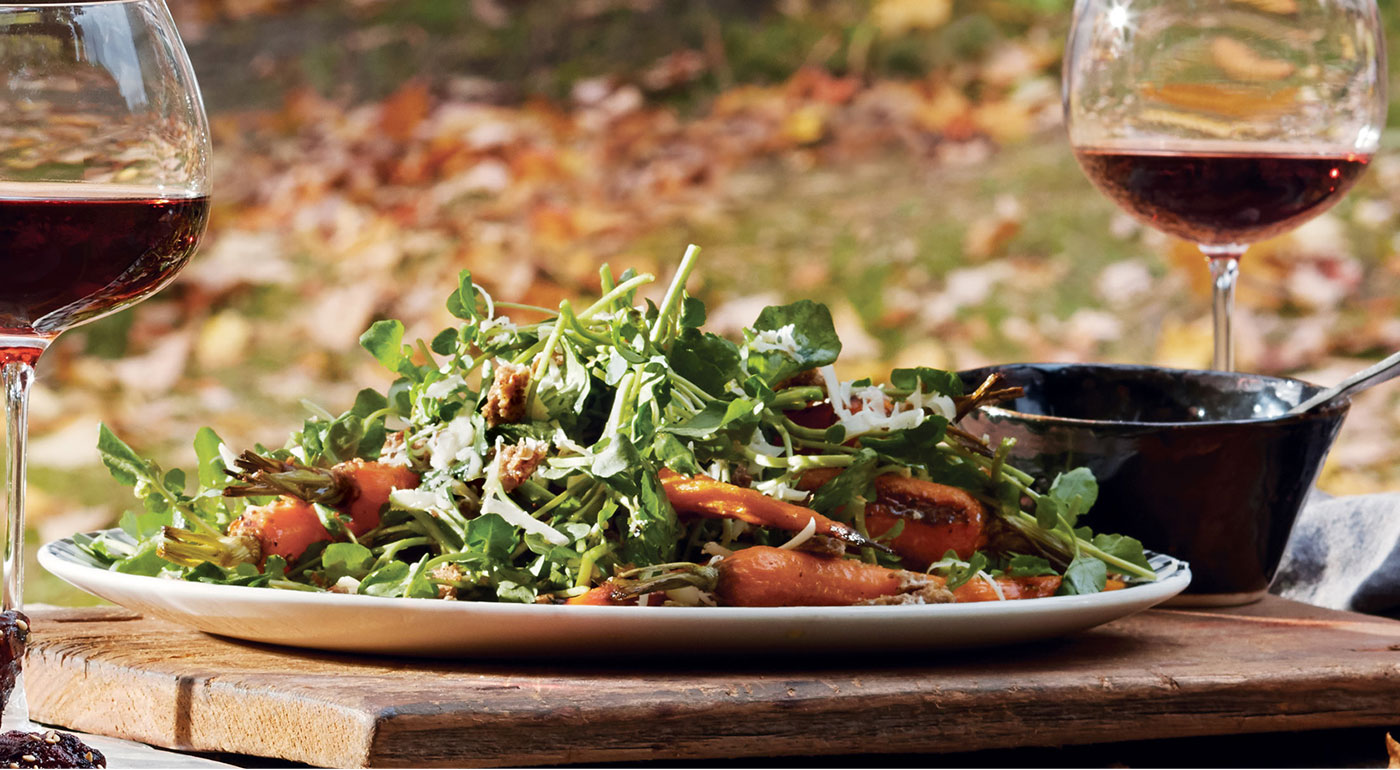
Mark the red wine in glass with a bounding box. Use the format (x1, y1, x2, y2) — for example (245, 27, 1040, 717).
(0, 186, 209, 360)
(1072, 146, 1371, 247)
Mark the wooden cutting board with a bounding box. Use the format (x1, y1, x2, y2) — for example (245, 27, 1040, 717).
(21, 596, 1400, 768)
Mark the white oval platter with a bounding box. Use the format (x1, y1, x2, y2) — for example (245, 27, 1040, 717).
(40, 532, 1190, 658)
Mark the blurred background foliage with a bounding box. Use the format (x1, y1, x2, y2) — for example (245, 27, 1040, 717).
(25, 0, 1400, 603)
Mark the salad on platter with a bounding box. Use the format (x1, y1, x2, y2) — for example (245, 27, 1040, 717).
(77, 246, 1158, 607)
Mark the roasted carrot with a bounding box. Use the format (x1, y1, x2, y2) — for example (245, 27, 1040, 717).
(713, 546, 944, 607)
(659, 469, 884, 550)
(951, 575, 1061, 603)
(567, 579, 634, 605)
(334, 458, 421, 536)
(865, 475, 987, 567)
(227, 498, 333, 564)
(797, 471, 988, 568)
(160, 455, 421, 570)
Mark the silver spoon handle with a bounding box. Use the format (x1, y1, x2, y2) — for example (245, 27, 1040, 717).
(1288, 349, 1400, 415)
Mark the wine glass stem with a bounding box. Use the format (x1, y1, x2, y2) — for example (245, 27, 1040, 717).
(1203, 247, 1245, 371)
(2, 357, 36, 613)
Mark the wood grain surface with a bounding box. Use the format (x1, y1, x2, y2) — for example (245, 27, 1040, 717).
(21, 596, 1400, 768)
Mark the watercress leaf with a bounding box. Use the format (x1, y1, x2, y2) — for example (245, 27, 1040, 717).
(118, 507, 170, 541)
(889, 367, 964, 398)
(615, 467, 680, 566)
(945, 551, 990, 590)
(313, 503, 351, 540)
(1007, 554, 1058, 577)
(1091, 532, 1152, 573)
(589, 437, 637, 482)
(1035, 494, 1063, 531)
(1059, 555, 1107, 595)
(679, 296, 706, 329)
(744, 300, 842, 385)
(664, 398, 761, 439)
(446, 270, 481, 320)
(668, 328, 741, 397)
(322, 542, 375, 583)
(858, 416, 948, 465)
(1048, 467, 1099, 527)
(810, 448, 879, 518)
(405, 556, 438, 599)
(653, 433, 701, 475)
(351, 388, 388, 418)
(360, 319, 406, 373)
(823, 424, 846, 444)
(359, 561, 411, 597)
(496, 580, 537, 604)
(430, 327, 459, 357)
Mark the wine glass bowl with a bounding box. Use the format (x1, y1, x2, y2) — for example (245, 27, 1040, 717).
(0, 0, 210, 347)
(1064, 0, 1386, 370)
(0, 0, 208, 624)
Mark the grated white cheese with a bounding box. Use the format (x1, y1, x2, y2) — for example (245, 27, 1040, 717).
(746, 429, 787, 458)
(216, 442, 241, 474)
(748, 323, 801, 356)
(330, 575, 361, 594)
(427, 415, 485, 477)
(753, 477, 808, 502)
(479, 316, 517, 334)
(816, 365, 949, 438)
(551, 425, 589, 456)
(777, 517, 818, 550)
(423, 374, 467, 400)
(390, 487, 451, 513)
(977, 571, 1007, 601)
(481, 437, 568, 545)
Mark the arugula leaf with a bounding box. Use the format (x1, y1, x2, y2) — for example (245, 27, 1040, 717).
(743, 300, 842, 386)
(193, 428, 228, 490)
(97, 423, 150, 488)
(464, 513, 517, 563)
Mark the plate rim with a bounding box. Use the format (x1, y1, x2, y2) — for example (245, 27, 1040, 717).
(39, 529, 1192, 622)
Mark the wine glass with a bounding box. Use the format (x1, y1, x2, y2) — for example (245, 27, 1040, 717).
(1064, 0, 1386, 371)
(0, 0, 208, 721)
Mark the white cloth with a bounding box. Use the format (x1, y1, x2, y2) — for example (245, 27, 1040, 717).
(1273, 492, 1400, 614)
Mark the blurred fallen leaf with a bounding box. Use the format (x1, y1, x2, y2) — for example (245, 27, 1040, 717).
(781, 105, 827, 146)
(1234, 0, 1299, 15)
(1154, 315, 1213, 369)
(1140, 83, 1298, 120)
(872, 0, 951, 36)
(1211, 36, 1296, 81)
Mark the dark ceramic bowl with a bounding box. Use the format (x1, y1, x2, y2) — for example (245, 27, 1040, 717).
(957, 363, 1350, 605)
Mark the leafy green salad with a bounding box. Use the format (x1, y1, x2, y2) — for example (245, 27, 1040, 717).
(75, 246, 1156, 606)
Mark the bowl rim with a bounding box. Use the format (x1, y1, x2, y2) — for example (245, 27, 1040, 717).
(957, 362, 1352, 428)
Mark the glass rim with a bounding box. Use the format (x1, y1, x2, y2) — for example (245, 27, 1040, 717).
(0, 0, 156, 6)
